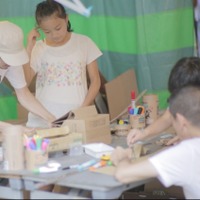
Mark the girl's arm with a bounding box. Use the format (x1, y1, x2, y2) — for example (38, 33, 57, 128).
(81, 60, 101, 107)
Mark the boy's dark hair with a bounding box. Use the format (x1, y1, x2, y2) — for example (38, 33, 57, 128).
(169, 86, 200, 128)
(168, 57, 200, 94)
(35, 0, 73, 32)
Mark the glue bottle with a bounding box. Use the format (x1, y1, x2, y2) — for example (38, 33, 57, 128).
(131, 90, 136, 109)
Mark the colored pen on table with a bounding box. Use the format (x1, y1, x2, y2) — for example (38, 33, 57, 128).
(62, 164, 79, 170)
(25, 141, 31, 150)
(29, 139, 37, 150)
(62, 160, 98, 171)
(77, 159, 98, 171)
(137, 106, 144, 114)
(41, 141, 48, 151)
(36, 137, 42, 150)
(131, 90, 136, 109)
(89, 160, 107, 171)
(133, 107, 138, 115)
(41, 138, 49, 150)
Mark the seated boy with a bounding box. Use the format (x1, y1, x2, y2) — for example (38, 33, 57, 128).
(127, 57, 200, 146)
(111, 86, 200, 199)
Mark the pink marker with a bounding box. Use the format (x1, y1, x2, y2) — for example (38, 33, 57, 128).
(41, 141, 48, 151)
(25, 141, 31, 150)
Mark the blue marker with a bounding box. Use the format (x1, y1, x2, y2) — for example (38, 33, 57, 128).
(29, 140, 36, 150)
(134, 108, 138, 115)
(77, 160, 97, 171)
(129, 108, 134, 115)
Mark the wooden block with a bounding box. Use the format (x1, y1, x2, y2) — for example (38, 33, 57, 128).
(36, 126, 70, 138)
(132, 143, 143, 159)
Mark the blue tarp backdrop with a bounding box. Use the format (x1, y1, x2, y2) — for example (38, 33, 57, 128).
(0, 0, 195, 119)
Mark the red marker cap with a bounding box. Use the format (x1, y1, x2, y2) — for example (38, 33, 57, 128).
(131, 90, 135, 100)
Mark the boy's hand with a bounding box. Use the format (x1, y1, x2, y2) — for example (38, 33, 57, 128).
(165, 135, 180, 146)
(127, 129, 146, 146)
(110, 146, 132, 166)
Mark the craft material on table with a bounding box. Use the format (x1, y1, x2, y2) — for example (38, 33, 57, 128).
(114, 123, 131, 136)
(142, 94, 158, 125)
(83, 143, 114, 159)
(25, 135, 50, 170)
(110, 89, 147, 123)
(130, 141, 143, 160)
(131, 90, 136, 109)
(33, 161, 61, 173)
(155, 133, 175, 146)
(61, 159, 99, 172)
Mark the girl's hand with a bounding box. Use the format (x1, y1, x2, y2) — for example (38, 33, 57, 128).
(27, 28, 40, 54)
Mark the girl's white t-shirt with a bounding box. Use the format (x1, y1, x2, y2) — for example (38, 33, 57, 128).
(26, 33, 102, 128)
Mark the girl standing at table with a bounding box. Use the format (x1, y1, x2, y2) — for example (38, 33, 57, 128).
(24, 0, 102, 128)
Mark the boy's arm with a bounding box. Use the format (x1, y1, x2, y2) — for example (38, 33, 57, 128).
(15, 86, 56, 125)
(23, 63, 35, 87)
(114, 157, 158, 184)
(127, 109, 172, 145)
(144, 109, 172, 137)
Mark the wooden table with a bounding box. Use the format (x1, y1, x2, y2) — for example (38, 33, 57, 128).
(22, 132, 173, 199)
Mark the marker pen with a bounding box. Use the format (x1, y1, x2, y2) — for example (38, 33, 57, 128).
(133, 107, 138, 115)
(131, 90, 136, 109)
(77, 159, 97, 171)
(137, 106, 145, 114)
(89, 160, 106, 171)
(29, 140, 36, 150)
(62, 164, 79, 170)
(41, 141, 48, 151)
(129, 108, 134, 115)
(36, 137, 42, 150)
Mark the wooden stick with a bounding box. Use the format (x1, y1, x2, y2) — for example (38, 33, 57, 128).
(135, 89, 147, 104)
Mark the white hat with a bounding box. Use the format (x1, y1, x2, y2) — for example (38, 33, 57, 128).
(0, 21, 29, 66)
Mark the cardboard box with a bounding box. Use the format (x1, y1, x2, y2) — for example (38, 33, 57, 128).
(62, 106, 111, 144)
(36, 126, 83, 152)
(105, 69, 138, 121)
(46, 132, 83, 152)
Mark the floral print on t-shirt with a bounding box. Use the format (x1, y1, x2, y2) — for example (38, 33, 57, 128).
(36, 60, 83, 88)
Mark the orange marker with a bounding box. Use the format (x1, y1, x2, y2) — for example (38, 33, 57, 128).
(89, 160, 107, 171)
